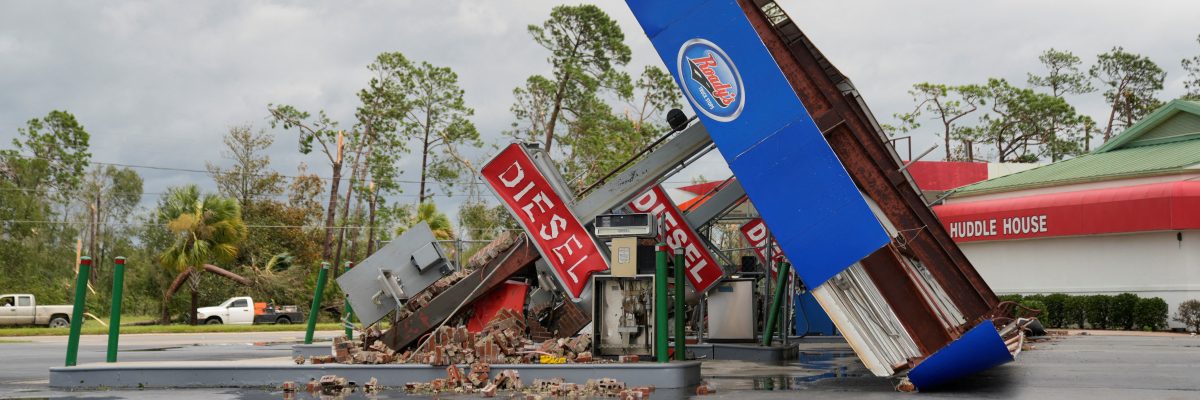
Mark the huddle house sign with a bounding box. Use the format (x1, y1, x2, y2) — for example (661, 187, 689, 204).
(944, 215, 1050, 241)
(481, 143, 609, 298)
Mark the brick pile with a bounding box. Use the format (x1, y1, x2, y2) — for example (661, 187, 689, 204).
(464, 231, 518, 270)
(307, 308, 594, 366)
(403, 367, 652, 399)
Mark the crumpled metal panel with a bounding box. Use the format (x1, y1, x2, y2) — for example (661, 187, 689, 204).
(907, 320, 1015, 390)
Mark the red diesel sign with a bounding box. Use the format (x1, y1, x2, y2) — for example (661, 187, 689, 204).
(628, 185, 725, 292)
(481, 143, 608, 298)
(739, 218, 791, 280)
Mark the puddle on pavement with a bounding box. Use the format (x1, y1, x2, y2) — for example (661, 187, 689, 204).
(705, 350, 868, 391)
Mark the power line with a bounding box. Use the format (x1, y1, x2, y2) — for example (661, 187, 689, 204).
(0, 186, 482, 199)
(0, 218, 523, 232)
(1, 153, 700, 187)
(1, 152, 482, 186)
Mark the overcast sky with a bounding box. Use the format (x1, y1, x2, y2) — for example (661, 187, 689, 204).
(2, 1, 1198, 227)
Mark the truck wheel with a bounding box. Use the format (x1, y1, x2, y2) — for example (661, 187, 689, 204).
(49, 316, 69, 328)
(275, 316, 291, 325)
(205, 317, 223, 325)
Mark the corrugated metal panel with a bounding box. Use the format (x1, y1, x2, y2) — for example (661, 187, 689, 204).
(954, 138, 1200, 196)
(1095, 100, 1200, 153)
(1129, 112, 1200, 144)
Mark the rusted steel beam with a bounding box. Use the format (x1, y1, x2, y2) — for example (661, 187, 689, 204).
(858, 247, 952, 354)
(739, 0, 997, 322)
(825, 125, 992, 321)
(381, 235, 541, 350)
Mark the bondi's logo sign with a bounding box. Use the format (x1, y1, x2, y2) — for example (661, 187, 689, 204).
(677, 38, 744, 122)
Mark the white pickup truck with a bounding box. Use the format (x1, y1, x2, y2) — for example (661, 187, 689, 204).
(196, 296, 304, 325)
(0, 294, 74, 328)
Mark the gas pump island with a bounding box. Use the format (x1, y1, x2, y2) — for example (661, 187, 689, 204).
(469, 0, 1023, 390)
(49, 0, 1026, 393)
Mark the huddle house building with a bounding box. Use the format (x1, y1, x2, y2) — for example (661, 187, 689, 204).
(933, 100, 1200, 329)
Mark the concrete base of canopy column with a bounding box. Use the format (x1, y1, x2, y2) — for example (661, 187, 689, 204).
(49, 359, 703, 389)
(688, 341, 799, 362)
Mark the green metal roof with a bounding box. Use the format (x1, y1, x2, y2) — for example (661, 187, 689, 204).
(953, 100, 1200, 197)
(1094, 100, 1200, 152)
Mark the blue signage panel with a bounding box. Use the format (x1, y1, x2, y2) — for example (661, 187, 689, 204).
(625, 0, 889, 286)
(907, 320, 1015, 390)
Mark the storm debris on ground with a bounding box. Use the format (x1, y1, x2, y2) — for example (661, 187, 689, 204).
(402, 365, 649, 398)
(327, 308, 595, 366)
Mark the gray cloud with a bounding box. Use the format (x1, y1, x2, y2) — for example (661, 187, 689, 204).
(2, 1, 1198, 227)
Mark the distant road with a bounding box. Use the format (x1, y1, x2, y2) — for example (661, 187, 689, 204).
(3, 330, 343, 346)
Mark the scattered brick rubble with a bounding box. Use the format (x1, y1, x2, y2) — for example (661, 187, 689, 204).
(304, 308, 595, 367)
(318, 374, 352, 396)
(281, 375, 383, 397)
(402, 367, 653, 399)
(464, 231, 518, 270)
(285, 232, 677, 397)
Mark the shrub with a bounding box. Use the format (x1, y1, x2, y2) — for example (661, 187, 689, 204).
(999, 294, 1024, 304)
(1062, 295, 1088, 328)
(1175, 299, 1200, 332)
(1084, 295, 1112, 329)
(997, 293, 1170, 330)
(1134, 297, 1168, 331)
(1043, 293, 1069, 328)
(1110, 293, 1139, 330)
(1019, 299, 1047, 320)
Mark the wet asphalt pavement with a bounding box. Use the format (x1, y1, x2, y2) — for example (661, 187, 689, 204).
(1, 331, 1198, 399)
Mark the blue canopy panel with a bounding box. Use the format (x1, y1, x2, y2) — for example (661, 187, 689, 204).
(907, 320, 1016, 390)
(625, 0, 889, 286)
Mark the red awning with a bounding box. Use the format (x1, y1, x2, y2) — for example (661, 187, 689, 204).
(933, 181, 1200, 242)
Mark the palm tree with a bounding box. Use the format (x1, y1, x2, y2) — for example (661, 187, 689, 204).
(158, 185, 249, 324)
(396, 202, 455, 240)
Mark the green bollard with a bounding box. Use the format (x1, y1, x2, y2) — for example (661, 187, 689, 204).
(106, 257, 127, 363)
(762, 261, 791, 346)
(343, 304, 356, 340)
(674, 248, 686, 361)
(342, 262, 355, 340)
(305, 262, 330, 345)
(65, 256, 92, 367)
(655, 243, 669, 363)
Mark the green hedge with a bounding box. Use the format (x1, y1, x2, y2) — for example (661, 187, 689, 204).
(1173, 299, 1200, 332)
(1001, 292, 1168, 331)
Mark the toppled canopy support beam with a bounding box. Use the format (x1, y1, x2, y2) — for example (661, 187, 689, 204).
(574, 122, 713, 223)
(381, 235, 540, 351)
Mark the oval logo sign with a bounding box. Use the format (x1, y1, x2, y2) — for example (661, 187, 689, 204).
(677, 38, 744, 122)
